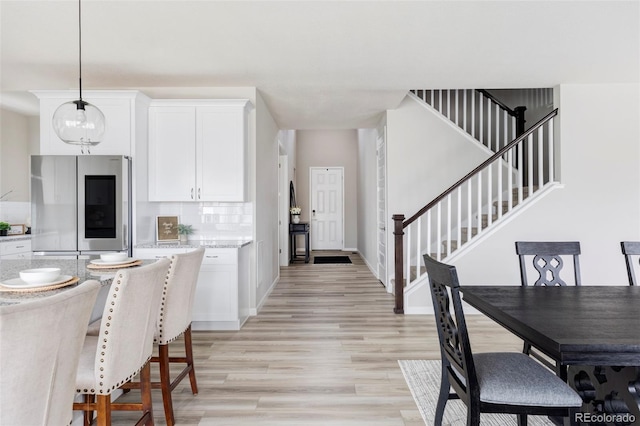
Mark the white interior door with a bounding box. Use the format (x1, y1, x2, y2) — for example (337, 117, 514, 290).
(310, 167, 343, 250)
(377, 131, 388, 288)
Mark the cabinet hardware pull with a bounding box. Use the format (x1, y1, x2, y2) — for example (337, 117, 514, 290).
(206, 255, 219, 258)
(191, 188, 194, 199)
(198, 188, 201, 199)
(16, 245, 24, 249)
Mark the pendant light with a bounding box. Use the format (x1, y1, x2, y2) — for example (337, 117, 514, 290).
(52, 0, 105, 154)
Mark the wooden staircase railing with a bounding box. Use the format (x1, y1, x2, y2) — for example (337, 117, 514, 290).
(392, 108, 558, 313)
(410, 89, 527, 153)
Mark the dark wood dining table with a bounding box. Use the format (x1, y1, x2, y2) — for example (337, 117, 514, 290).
(461, 285, 640, 425)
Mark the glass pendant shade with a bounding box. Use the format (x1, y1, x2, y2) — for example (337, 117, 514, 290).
(53, 99, 105, 146)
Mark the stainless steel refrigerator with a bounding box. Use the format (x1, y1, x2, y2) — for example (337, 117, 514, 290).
(31, 155, 132, 258)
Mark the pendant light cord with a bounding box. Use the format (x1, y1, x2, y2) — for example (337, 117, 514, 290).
(78, 0, 83, 102)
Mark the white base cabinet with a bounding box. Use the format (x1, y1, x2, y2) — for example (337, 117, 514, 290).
(0, 239, 32, 259)
(134, 244, 250, 330)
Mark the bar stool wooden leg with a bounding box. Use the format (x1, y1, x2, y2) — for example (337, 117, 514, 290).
(96, 394, 111, 426)
(83, 394, 94, 426)
(139, 362, 155, 426)
(158, 344, 174, 426)
(184, 326, 198, 394)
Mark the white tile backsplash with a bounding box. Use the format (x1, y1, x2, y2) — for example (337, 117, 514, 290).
(135, 201, 252, 243)
(0, 201, 31, 225)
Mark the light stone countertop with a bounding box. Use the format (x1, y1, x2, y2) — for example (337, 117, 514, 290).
(0, 235, 32, 243)
(135, 239, 253, 249)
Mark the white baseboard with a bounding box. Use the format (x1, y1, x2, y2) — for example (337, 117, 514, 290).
(255, 275, 278, 315)
(192, 320, 240, 331)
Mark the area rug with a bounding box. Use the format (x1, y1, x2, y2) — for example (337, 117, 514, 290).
(398, 359, 554, 425)
(313, 255, 352, 264)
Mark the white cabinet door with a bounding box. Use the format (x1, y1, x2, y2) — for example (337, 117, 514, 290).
(148, 106, 197, 202)
(197, 106, 246, 201)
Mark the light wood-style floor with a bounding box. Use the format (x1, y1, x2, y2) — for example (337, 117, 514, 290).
(107, 251, 521, 425)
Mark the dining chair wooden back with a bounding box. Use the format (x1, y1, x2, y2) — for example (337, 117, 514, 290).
(515, 241, 582, 287)
(73, 258, 170, 426)
(423, 254, 582, 426)
(150, 247, 205, 426)
(0, 280, 101, 426)
(620, 241, 640, 286)
(515, 241, 582, 376)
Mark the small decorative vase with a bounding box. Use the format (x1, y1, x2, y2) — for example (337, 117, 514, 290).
(179, 234, 188, 243)
(0, 230, 7, 237)
(292, 215, 300, 224)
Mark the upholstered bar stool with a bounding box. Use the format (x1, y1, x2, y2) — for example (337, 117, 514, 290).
(0, 280, 101, 426)
(122, 247, 205, 426)
(73, 258, 170, 426)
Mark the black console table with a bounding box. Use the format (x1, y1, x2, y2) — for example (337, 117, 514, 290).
(289, 222, 310, 263)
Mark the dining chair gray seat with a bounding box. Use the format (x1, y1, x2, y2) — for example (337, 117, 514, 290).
(423, 254, 582, 426)
(473, 353, 582, 407)
(620, 241, 640, 286)
(0, 280, 101, 426)
(73, 258, 171, 426)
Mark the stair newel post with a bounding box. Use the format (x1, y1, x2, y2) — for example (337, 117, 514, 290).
(393, 214, 406, 314)
(514, 106, 527, 184)
(514, 106, 527, 137)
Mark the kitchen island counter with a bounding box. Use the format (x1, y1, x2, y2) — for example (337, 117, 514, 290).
(0, 258, 153, 306)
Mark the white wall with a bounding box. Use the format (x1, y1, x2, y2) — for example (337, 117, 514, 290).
(0, 108, 31, 203)
(279, 129, 296, 187)
(296, 129, 359, 249)
(255, 91, 280, 310)
(357, 128, 378, 273)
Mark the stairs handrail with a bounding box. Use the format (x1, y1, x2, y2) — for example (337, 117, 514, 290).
(402, 108, 557, 230)
(476, 89, 518, 117)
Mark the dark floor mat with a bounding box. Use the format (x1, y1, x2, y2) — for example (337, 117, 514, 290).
(313, 256, 352, 264)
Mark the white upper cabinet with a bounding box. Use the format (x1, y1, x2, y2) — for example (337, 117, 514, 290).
(31, 90, 150, 156)
(148, 99, 250, 202)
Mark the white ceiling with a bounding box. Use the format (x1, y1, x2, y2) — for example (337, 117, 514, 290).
(1, 1, 638, 129)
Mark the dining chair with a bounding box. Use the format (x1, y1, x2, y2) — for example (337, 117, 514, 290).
(0, 280, 101, 426)
(73, 258, 171, 426)
(121, 247, 205, 426)
(423, 254, 582, 426)
(515, 241, 581, 377)
(620, 241, 640, 286)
